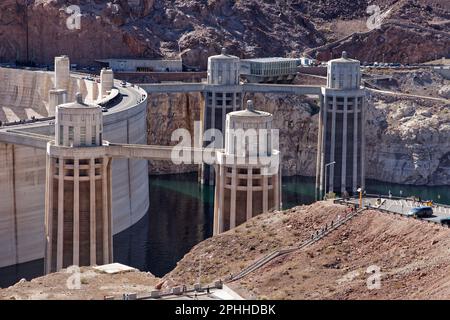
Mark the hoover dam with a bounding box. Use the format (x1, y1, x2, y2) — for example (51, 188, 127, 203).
(0, 64, 149, 268)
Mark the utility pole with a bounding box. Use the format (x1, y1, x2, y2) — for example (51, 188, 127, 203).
(357, 187, 363, 209)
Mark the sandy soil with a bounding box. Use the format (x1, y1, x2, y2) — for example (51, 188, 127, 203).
(0, 266, 159, 300)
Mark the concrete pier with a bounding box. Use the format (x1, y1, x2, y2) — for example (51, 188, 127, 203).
(214, 100, 281, 234)
(200, 49, 243, 185)
(100, 68, 114, 98)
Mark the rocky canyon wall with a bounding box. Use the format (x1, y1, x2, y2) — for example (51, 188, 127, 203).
(1, 1, 448, 67)
(146, 92, 450, 186)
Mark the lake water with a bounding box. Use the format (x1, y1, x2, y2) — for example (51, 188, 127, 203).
(1, 173, 449, 287)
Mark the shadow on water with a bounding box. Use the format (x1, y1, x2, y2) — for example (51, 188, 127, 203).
(0, 259, 43, 288)
(113, 172, 215, 278)
(1, 173, 449, 287)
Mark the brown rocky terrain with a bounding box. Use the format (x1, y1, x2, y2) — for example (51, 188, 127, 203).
(0, 0, 448, 67)
(164, 201, 450, 300)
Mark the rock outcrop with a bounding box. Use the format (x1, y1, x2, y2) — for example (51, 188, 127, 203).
(366, 94, 450, 185)
(439, 85, 450, 99)
(146, 92, 202, 174)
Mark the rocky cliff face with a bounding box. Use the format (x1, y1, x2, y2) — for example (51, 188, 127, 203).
(243, 93, 320, 177)
(146, 92, 202, 174)
(146, 93, 450, 186)
(366, 94, 450, 185)
(1, 0, 448, 66)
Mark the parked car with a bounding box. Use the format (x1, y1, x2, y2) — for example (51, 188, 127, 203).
(406, 206, 433, 218)
(425, 216, 450, 225)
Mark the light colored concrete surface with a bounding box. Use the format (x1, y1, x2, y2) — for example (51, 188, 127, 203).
(94, 263, 137, 274)
(0, 69, 149, 268)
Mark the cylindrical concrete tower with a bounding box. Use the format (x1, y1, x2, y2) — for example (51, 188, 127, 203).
(316, 51, 366, 199)
(100, 68, 114, 98)
(54, 55, 70, 91)
(214, 100, 281, 235)
(201, 48, 243, 185)
(48, 89, 67, 117)
(45, 93, 112, 274)
(207, 48, 240, 85)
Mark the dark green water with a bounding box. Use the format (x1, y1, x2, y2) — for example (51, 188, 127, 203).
(1, 173, 449, 287)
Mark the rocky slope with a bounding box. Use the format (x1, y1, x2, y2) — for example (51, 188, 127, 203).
(164, 201, 450, 300)
(1, 0, 448, 67)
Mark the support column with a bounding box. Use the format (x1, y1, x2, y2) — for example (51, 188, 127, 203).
(222, 92, 226, 144)
(102, 157, 109, 264)
(230, 166, 237, 229)
(108, 160, 113, 262)
(56, 157, 64, 271)
(246, 168, 253, 220)
(213, 165, 220, 235)
(319, 96, 328, 198)
(262, 174, 268, 213)
(199, 92, 207, 184)
(274, 172, 280, 210)
(315, 95, 323, 200)
(89, 158, 96, 265)
(361, 97, 366, 190)
(329, 95, 337, 192)
(218, 165, 225, 234)
(45, 155, 54, 274)
(73, 158, 80, 266)
(353, 96, 358, 192)
(341, 97, 348, 193)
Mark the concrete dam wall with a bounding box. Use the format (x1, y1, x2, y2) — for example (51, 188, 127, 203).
(0, 68, 149, 268)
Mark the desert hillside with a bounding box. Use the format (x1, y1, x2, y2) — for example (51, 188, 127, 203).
(164, 201, 450, 299)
